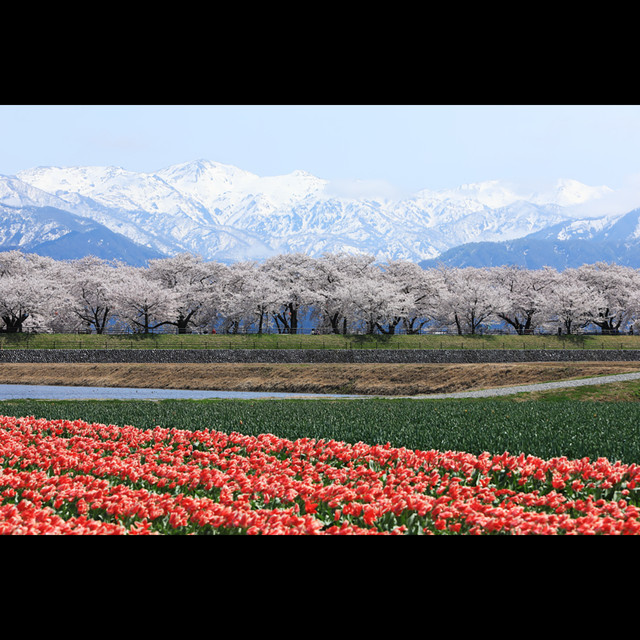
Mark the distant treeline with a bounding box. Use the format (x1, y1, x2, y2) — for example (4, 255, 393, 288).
(1, 250, 639, 336)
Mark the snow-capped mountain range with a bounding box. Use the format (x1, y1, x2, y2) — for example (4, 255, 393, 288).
(0, 159, 637, 267)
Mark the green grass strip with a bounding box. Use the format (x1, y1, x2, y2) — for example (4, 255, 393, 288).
(3, 332, 640, 350)
(2, 397, 640, 464)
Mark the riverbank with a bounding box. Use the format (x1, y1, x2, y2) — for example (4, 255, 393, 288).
(1, 362, 640, 396)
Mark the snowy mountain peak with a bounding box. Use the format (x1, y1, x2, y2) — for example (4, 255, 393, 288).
(414, 178, 614, 211)
(445, 180, 525, 208)
(156, 160, 327, 215)
(530, 178, 614, 207)
(157, 159, 258, 183)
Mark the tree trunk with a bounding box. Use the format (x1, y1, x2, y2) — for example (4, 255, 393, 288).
(273, 314, 285, 334)
(289, 305, 298, 334)
(498, 312, 534, 335)
(402, 317, 421, 334)
(454, 313, 463, 336)
(257, 310, 265, 334)
(328, 312, 341, 334)
(1, 313, 28, 333)
(376, 317, 401, 335)
(176, 313, 189, 334)
(564, 319, 573, 335)
(593, 309, 621, 334)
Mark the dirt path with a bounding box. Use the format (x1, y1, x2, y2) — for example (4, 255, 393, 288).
(411, 371, 640, 399)
(1, 362, 640, 396)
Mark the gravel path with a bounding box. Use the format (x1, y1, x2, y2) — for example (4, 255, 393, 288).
(411, 371, 640, 400)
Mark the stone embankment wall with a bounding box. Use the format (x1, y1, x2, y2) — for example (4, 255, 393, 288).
(1, 349, 640, 364)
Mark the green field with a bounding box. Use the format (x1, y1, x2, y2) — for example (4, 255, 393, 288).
(2, 332, 640, 351)
(2, 395, 640, 464)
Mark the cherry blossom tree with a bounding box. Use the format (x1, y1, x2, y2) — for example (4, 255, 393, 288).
(147, 253, 226, 333)
(490, 265, 557, 335)
(576, 262, 638, 334)
(311, 252, 375, 334)
(377, 260, 436, 334)
(112, 266, 175, 334)
(261, 253, 317, 334)
(59, 256, 124, 334)
(540, 267, 591, 334)
(345, 262, 415, 334)
(0, 251, 60, 332)
(218, 260, 277, 333)
(432, 266, 500, 335)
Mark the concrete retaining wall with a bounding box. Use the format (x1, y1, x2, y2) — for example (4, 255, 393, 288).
(1, 348, 640, 364)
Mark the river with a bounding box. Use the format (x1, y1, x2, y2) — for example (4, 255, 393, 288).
(0, 384, 363, 401)
(5, 370, 638, 401)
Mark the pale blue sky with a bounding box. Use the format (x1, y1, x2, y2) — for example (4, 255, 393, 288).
(2, 104, 640, 195)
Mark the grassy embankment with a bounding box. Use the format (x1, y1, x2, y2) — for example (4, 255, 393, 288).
(0, 362, 639, 396)
(3, 332, 640, 350)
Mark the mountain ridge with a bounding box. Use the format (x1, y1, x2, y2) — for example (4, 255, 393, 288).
(0, 159, 635, 267)
(419, 208, 640, 269)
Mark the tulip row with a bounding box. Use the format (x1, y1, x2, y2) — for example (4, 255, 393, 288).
(1, 414, 640, 535)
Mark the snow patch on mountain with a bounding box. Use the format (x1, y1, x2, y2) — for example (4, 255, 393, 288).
(555, 216, 614, 241)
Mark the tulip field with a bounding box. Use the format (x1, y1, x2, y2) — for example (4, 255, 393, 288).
(2, 398, 640, 534)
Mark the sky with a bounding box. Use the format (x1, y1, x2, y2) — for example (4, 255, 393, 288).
(2, 104, 640, 204)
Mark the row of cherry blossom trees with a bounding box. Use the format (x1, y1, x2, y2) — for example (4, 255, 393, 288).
(1, 250, 639, 336)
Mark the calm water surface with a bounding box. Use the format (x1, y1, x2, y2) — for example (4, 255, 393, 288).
(0, 384, 361, 401)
